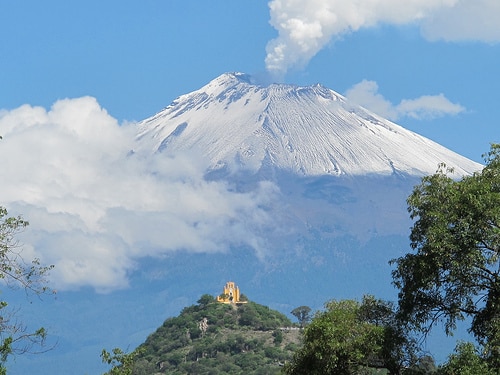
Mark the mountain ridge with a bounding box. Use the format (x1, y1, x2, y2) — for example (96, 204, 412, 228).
(136, 72, 481, 177)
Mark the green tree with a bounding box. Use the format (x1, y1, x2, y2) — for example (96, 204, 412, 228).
(101, 347, 145, 375)
(0, 207, 54, 373)
(272, 329, 283, 345)
(392, 144, 500, 366)
(290, 306, 312, 328)
(358, 295, 419, 374)
(284, 297, 413, 375)
(437, 341, 496, 375)
(197, 294, 215, 306)
(404, 355, 437, 374)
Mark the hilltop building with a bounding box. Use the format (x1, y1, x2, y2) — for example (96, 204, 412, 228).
(216, 281, 246, 304)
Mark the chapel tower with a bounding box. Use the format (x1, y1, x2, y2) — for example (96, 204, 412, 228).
(216, 281, 246, 304)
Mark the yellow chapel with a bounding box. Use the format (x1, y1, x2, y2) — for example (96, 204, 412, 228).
(216, 281, 246, 304)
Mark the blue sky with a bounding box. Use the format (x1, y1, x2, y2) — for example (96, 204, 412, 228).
(1, 1, 500, 372)
(2, 0, 499, 163)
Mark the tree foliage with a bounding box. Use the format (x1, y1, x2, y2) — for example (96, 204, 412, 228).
(290, 306, 312, 328)
(0, 207, 54, 372)
(437, 341, 496, 375)
(392, 144, 500, 364)
(406, 355, 437, 374)
(121, 296, 297, 374)
(101, 347, 145, 375)
(0, 207, 53, 292)
(284, 296, 418, 375)
(197, 294, 215, 306)
(358, 295, 420, 374)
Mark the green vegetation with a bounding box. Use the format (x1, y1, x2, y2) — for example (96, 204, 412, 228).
(101, 347, 146, 375)
(437, 342, 496, 375)
(0, 207, 54, 373)
(290, 306, 311, 328)
(283, 145, 500, 373)
(4, 123, 500, 373)
(103, 144, 500, 374)
(107, 295, 299, 374)
(392, 144, 500, 369)
(284, 296, 418, 375)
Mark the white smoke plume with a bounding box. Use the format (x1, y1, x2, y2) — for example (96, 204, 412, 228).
(266, 0, 500, 77)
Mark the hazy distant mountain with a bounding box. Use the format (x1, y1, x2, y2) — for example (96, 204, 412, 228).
(134, 72, 481, 257)
(136, 72, 480, 177)
(124, 73, 482, 370)
(10, 74, 481, 374)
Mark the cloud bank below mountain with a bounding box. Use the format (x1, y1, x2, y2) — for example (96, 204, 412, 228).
(0, 79, 477, 293)
(0, 97, 277, 292)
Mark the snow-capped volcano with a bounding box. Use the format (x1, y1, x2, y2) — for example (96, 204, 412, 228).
(137, 72, 481, 177)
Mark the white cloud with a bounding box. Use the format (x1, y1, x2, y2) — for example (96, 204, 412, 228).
(345, 79, 465, 120)
(266, 0, 500, 76)
(0, 98, 278, 293)
(421, 0, 500, 42)
(397, 94, 465, 119)
(343, 80, 398, 120)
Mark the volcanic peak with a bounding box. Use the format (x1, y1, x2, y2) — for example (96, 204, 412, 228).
(136, 73, 482, 178)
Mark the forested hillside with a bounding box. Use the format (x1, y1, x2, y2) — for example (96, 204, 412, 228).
(123, 295, 300, 374)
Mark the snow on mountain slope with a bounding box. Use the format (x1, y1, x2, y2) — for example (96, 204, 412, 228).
(136, 72, 482, 177)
